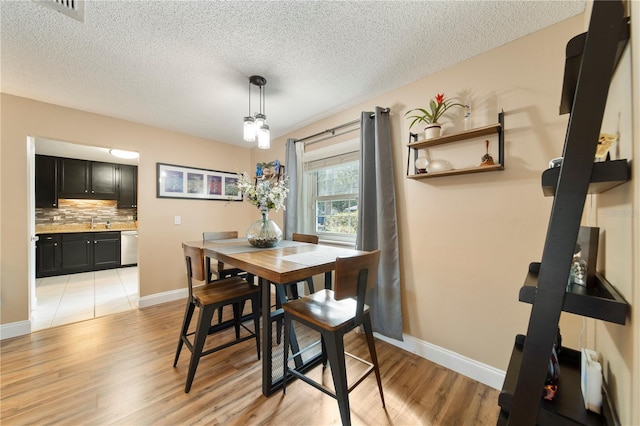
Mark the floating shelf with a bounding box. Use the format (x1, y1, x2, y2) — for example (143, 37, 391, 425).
(541, 160, 630, 196)
(406, 113, 504, 179)
(519, 262, 629, 325)
(407, 122, 502, 150)
(407, 163, 504, 179)
(499, 335, 605, 426)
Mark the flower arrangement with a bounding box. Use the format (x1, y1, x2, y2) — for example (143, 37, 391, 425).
(405, 93, 465, 128)
(236, 172, 289, 213)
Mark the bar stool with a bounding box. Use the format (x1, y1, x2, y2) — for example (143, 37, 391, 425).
(173, 243, 260, 393)
(282, 250, 384, 426)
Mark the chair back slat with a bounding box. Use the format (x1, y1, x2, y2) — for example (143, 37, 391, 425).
(334, 250, 380, 301)
(292, 233, 319, 244)
(203, 231, 238, 241)
(183, 243, 206, 282)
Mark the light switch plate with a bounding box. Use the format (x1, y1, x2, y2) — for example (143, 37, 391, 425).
(174, 215, 181, 225)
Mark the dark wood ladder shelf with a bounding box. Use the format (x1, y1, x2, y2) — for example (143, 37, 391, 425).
(500, 1, 630, 424)
(519, 263, 628, 325)
(541, 160, 630, 196)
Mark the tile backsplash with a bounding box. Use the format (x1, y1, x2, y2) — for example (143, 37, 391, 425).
(36, 199, 136, 225)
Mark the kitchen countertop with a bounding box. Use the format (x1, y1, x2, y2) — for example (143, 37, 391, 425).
(36, 223, 138, 234)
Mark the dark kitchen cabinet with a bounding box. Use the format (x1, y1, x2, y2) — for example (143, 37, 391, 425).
(59, 158, 117, 199)
(117, 165, 137, 208)
(61, 232, 93, 273)
(35, 155, 59, 208)
(51, 231, 122, 274)
(36, 234, 61, 278)
(93, 232, 121, 268)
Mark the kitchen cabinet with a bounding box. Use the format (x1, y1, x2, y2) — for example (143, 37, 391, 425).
(117, 165, 137, 208)
(36, 234, 62, 277)
(36, 231, 122, 276)
(61, 232, 93, 273)
(93, 232, 121, 268)
(35, 155, 59, 208)
(58, 158, 117, 199)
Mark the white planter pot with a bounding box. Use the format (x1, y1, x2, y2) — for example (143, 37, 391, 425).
(424, 123, 442, 139)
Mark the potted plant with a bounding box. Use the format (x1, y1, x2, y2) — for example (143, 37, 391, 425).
(405, 93, 465, 139)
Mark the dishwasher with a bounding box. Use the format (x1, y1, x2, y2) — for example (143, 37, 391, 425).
(121, 230, 138, 266)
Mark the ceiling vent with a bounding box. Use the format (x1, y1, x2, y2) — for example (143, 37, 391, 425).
(33, 0, 84, 22)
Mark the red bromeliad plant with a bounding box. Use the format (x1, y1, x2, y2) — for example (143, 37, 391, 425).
(405, 93, 465, 129)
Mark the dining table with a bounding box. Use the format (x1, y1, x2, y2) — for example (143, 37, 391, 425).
(182, 237, 368, 396)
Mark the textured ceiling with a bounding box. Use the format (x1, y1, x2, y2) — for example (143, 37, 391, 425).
(1, 0, 585, 148)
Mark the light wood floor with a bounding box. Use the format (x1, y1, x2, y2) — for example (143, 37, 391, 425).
(1, 299, 499, 425)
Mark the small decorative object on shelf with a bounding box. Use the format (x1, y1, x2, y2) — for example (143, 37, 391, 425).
(236, 169, 288, 248)
(415, 156, 429, 174)
(405, 93, 465, 140)
(426, 159, 453, 173)
(479, 140, 495, 166)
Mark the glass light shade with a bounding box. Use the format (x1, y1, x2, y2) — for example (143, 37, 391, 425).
(243, 116, 256, 142)
(254, 113, 266, 129)
(257, 124, 270, 149)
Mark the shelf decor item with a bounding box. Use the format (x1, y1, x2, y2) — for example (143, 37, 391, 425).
(236, 170, 288, 248)
(479, 140, 495, 166)
(405, 93, 465, 139)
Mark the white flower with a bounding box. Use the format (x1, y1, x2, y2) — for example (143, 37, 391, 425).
(236, 172, 289, 213)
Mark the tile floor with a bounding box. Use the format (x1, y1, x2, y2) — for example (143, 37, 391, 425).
(32, 266, 139, 331)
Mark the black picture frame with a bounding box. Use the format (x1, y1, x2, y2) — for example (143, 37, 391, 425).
(156, 163, 242, 201)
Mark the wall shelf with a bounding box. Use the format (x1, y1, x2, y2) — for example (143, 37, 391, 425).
(406, 113, 504, 179)
(519, 262, 629, 325)
(541, 160, 630, 196)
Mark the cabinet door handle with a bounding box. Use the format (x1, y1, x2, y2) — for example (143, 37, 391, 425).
(91, 190, 95, 194)
(54, 243, 58, 246)
(85, 190, 88, 193)
(94, 241, 98, 244)
(87, 241, 90, 244)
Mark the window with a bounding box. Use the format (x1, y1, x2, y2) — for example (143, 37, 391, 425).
(302, 140, 359, 244)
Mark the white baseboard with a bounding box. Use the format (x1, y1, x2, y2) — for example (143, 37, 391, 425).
(138, 288, 187, 308)
(0, 320, 31, 340)
(374, 332, 506, 390)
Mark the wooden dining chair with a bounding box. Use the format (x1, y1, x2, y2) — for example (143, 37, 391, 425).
(274, 232, 319, 344)
(282, 250, 384, 426)
(202, 231, 245, 281)
(173, 243, 260, 393)
(203, 231, 249, 324)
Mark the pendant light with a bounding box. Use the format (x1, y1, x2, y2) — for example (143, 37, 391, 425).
(243, 75, 270, 149)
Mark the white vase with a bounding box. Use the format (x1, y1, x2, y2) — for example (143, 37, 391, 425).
(424, 123, 442, 139)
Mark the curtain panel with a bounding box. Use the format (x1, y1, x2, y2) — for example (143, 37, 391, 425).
(357, 107, 403, 341)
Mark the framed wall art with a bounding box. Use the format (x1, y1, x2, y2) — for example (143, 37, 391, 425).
(156, 163, 242, 201)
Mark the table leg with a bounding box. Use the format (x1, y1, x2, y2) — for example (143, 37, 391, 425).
(324, 271, 332, 289)
(260, 277, 273, 396)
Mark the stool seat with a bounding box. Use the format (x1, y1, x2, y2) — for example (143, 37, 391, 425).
(283, 289, 369, 331)
(193, 277, 258, 305)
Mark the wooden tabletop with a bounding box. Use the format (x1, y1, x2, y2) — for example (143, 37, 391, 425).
(183, 239, 366, 284)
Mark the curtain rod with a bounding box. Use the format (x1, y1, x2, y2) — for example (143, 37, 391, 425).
(295, 108, 389, 144)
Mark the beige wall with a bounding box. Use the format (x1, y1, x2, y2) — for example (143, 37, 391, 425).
(1, 94, 254, 323)
(592, 1, 639, 424)
(1, 7, 637, 424)
(269, 14, 587, 368)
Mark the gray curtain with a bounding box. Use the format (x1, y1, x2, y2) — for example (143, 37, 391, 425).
(283, 138, 298, 240)
(356, 107, 403, 341)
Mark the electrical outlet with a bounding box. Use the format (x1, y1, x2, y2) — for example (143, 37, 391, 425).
(174, 215, 181, 225)
(53, 216, 61, 221)
(127, 215, 133, 220)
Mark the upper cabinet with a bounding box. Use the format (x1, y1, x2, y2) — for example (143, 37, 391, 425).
(35, 155, 59, 208)
(117, 164, 138, 208)
(58, 158, 117, 200)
